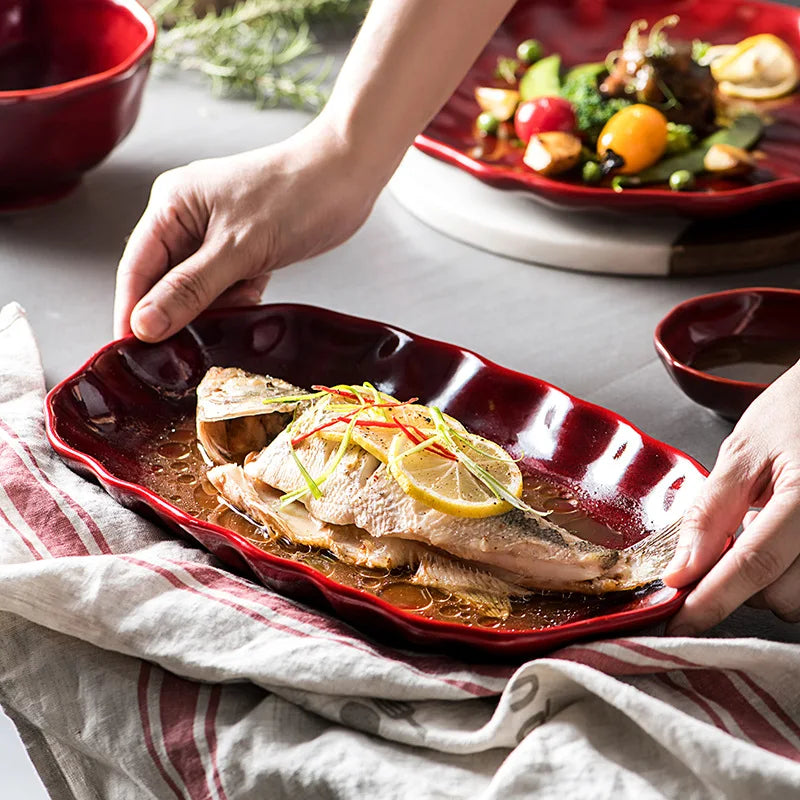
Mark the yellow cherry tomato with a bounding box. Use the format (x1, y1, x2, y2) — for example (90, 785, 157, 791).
(597, 105, 669, 175)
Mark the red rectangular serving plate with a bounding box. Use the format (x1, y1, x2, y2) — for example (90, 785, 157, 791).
(45, 305, 707, 659)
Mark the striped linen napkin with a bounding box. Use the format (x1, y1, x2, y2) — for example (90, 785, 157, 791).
(1, 300, 799, 800)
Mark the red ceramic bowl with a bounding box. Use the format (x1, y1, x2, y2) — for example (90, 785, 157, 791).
(0, 0, 156, 209)
(654, 288, 800, 420)
(45, 305, 708, 659)
(416, 0, 800, 217)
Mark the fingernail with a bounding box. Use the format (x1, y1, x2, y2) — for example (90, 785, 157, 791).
(132, 304, 170, 340)
(667, 624, 695, 638)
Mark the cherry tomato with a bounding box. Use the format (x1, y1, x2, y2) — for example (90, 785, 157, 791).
(514, 97, 576, 143)
(597, 104, 668, 175)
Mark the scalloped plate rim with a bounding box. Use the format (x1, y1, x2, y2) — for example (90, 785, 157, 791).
(44, 303, 710, 652)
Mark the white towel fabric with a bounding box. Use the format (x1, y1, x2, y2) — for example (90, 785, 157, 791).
(1, 301, 799, 800)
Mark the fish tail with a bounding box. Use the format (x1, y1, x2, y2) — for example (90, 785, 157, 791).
(625, 516, 683, 586)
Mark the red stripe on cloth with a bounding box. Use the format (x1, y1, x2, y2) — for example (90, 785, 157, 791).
(615, 640, 702, 670)
(159, 672, 215, 800)
(204, 686, 229, 800)
(138, 663, 186, 800)
(736, 672, 800, 746)
(174, 559, 499, 696)
(556, 646, 739, 735)
(0, 419, 112, 554)
(655, 673, 732, 734)
(122, 555, 315, 640)
(170, 558, 512, 683)
(554, 645, 664, 676)
(0, 503, 44, 560)
(124, 555, 495, 697)
(617, 640, 800, 751)
(0, 433, 89, 557)
(684, 670, 800, 760)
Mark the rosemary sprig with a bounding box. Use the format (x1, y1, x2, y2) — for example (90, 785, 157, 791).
(150, 0, 369, 110)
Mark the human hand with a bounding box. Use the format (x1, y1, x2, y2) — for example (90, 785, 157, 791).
(664, 361, 800, 634)
(113, 119, 380, 342)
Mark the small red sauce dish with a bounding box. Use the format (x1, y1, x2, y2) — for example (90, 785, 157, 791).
(654, 288, 800, 421)
(0, 0, 156, 209)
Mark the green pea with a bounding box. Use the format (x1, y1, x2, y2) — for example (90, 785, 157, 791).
(669, 169, 695, 191)
(516, 39, 544, 65)
(582, 161, 603, 184)
(476, 112, 499, 135)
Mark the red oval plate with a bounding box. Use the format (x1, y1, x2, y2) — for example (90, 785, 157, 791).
(415, 0, 800, 217)
(45, 305, 706, 659)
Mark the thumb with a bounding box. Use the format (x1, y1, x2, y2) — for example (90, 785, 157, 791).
(664, 437, 761, 588)
(130, 242, 249, 342)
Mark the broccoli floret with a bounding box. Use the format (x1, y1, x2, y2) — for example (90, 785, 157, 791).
(665, 122, 696, 155)
(561, 72, 631, 144)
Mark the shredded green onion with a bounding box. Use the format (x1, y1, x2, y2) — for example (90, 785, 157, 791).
(449, 428, 524, 464)
(280, 404, 363, 507)
(389, 435, 440, 466)
(270, 382, 547, 518)
(429, 407, 551, 519)
(288, 445, 323, 499)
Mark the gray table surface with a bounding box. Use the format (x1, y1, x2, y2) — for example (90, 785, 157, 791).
(2, 70, 800, 795)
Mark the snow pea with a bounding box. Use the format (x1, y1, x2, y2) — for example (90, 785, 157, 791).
(619, 114, 764, 186)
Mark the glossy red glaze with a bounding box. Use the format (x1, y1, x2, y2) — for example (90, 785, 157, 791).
(655, 288, 800, 420)
(416, 0, 800, 217)
(0, 0, 156, 209)
(46, 305, 708, 659)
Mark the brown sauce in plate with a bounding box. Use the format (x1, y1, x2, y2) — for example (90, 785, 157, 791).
(141, 415, 647, 631)
(690, 336, 800, 384)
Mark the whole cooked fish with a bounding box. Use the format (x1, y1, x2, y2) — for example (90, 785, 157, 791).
(196, 367, 306, 464)
(242, 393, 675, 595)
(199, 369, 678, 597)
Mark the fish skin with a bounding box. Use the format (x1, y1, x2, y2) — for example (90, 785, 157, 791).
(207, 464, 424, 570)
(196, 367, 305, 422)
(196, 367, 305, 464)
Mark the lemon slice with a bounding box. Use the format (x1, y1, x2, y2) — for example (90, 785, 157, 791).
(711, 34, 799, 100)
(474, 87, 520, 121)
(319, 404, 465, 463)
(387, 430, 522, 518)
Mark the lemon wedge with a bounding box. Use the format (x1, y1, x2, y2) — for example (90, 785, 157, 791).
(387, 430, 522, 518)
(711, 34, 799, 100)
(474, 87, 520, 121)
